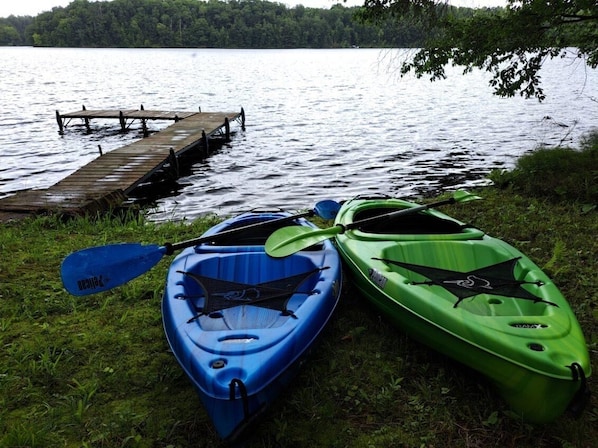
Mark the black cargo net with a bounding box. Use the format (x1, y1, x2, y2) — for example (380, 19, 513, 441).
(179, 267, 327, 321)
(374, 257, 557, 308)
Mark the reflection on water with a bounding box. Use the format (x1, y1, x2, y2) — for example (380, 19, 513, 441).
(0, 47, 596, 221)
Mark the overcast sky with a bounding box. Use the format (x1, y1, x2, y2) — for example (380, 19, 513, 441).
(0, 0, 508, 18)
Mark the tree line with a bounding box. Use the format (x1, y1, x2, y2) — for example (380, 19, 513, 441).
(0, 0, 448, 48)
(4, 0, 593, 100)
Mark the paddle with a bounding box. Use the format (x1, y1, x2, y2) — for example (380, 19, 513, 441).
(61, 200, 340, 296)
(265, 190, 481, 258)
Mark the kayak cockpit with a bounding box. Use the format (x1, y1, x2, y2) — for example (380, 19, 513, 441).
(354, 206, 465, 234)
(350, 206, 486, 241)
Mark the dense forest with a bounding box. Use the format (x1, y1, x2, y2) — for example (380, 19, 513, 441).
(0, 0, 471, 48)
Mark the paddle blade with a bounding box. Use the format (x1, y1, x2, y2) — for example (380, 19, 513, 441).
(314, 199, 341, 220)
(453, 190, 482, 203)
(265, 225, 343, 258)
(61, 243, 165, 296)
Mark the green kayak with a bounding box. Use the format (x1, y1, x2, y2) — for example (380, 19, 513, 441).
(333, 195, 591, 423)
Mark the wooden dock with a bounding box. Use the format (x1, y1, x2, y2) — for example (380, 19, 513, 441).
(0, 107, 245, 221)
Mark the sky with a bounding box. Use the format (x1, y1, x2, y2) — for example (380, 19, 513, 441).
(0, 0, 508, 18)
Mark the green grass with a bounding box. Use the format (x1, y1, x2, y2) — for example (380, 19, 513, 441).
(0, 190, 596, 447)
(0, 193, 598, 448)
(488, 130, 598, 206)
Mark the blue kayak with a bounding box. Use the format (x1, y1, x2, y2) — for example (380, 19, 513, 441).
(162, 210, 342, 442)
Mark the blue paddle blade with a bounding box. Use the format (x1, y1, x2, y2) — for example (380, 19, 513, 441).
(314, 199, 341, 220)
(61, 243, 165, 296)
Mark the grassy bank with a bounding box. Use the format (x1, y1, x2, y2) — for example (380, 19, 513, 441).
(0, 129, 598, 448)
(0, 187, 595, 448)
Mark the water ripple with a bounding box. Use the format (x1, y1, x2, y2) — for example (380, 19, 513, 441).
(1, 47, 596, 221)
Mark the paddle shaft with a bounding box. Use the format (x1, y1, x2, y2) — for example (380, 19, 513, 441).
(164, 210, 314, 253)
(265, 196, 462, 258)
(62, 209, 319, 296)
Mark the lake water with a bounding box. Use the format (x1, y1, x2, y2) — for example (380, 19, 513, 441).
(0, 47, 596, 221)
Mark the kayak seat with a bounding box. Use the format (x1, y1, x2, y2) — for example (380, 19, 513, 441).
(202, 222, 293, 246)
(199, 222, 324, 250)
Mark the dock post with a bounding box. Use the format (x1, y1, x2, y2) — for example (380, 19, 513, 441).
(202, 130, 209, 155)
(81, 104, 90, 132)
(140, 105, 146, 135)
(225, 117, 231, 142)
(119, 111, 126, 132)
(168, 148, 179, 179)
(240, 107, 246, 131)
(56, 110, 64, 134)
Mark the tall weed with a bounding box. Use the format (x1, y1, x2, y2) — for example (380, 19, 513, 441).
(489, 130, 598, 204)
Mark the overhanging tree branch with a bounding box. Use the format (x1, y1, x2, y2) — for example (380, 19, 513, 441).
(359, 0, 598, 100)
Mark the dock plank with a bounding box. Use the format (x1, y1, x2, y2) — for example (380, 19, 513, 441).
(59, 110, 200, 121)
(60, 109, 139, 119)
